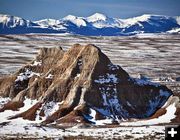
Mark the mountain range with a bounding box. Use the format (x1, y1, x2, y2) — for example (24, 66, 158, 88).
(0, 13, 180, 35)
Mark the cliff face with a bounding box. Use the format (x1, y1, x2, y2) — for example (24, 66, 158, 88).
(0, 44, 173, 124)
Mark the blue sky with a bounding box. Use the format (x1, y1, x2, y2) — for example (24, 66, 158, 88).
(0, 0, 180, 20)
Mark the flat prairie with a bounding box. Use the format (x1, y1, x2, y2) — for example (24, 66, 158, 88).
(0, 34, 179, 95)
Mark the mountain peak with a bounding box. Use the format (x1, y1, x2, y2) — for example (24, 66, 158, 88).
(63, 14, 77, 20)
(63, 15, 86, 27)
(0, 14, 24, 22)
(87, 13, 107, 22)
(0, 14, 30, 28)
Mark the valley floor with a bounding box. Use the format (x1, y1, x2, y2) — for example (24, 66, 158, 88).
(0, 122, 166, 140)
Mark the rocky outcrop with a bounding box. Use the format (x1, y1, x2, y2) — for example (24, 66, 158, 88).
(0, 44, 175, 125)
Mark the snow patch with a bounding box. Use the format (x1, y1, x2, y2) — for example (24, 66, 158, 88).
(126, 101, 132, 107)
(0, 98, 38, 123)
(15, 69, 40, 82)
(167, 28, 180, 34)
(94, 73, 119, 84)
(77, 59, 82, 66)
(0, 97, 10, 109)
(121, 102, 177, 126)
(42, 101, 60, 117)
(86, 108, 113, 125)
(108, 63, 119, 71)
(31, 60, 42, 66)
(45, 74, 54, 79)
(133, 78, 160, 87)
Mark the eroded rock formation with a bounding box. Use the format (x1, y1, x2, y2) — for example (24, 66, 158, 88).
(0, 44, 175, 125)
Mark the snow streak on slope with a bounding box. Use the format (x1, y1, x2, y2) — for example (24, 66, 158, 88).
(121, 14, 151, 27)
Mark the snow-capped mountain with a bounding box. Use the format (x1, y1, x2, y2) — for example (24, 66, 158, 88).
(35, 19, 60, 26)
(0, 14, 33, 28)
(34, 19, 66, 30)
(0, 13, 180, 35)
(0, 14, 65, 34)
(63, 15, 87, 27)
(87, 13, 107, 22)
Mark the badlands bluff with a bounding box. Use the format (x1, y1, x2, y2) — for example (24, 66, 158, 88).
(0, 44, 179, 125)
